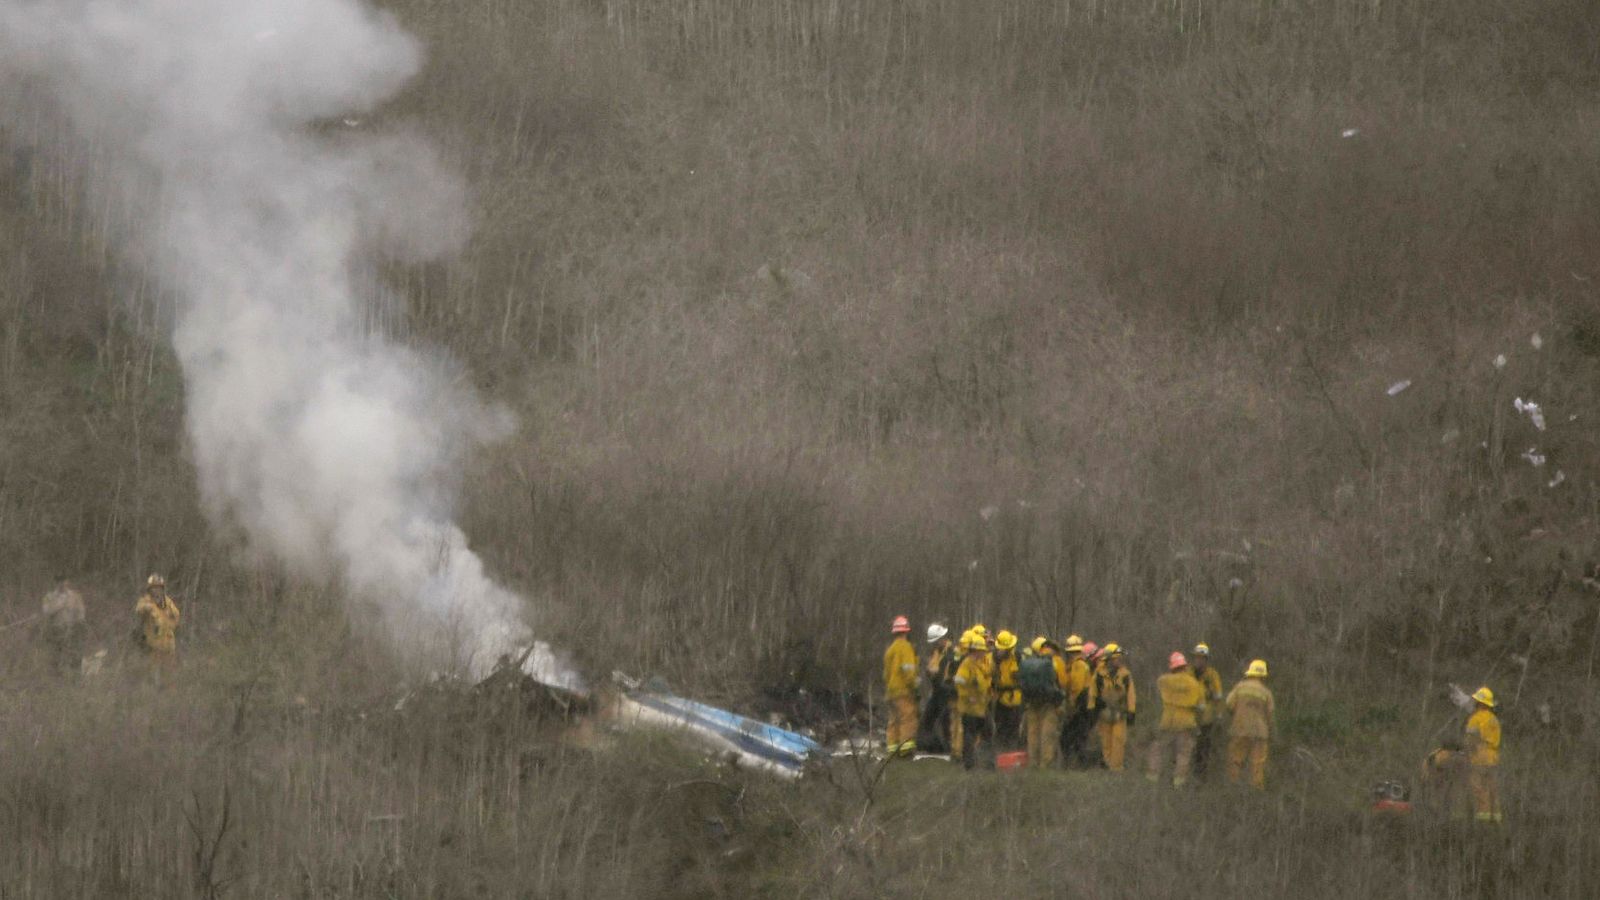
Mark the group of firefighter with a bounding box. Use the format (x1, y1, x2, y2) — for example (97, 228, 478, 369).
(882, 616, 1505, 822)
(34, 573, 182, 680)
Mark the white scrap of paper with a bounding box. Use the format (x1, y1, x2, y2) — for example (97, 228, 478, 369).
(1514, 397, 1547, 431)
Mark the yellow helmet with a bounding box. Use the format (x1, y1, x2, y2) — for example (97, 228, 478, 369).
(1193, 642, 1211, 657)
(1471, 686, 1495, 708)
(146, 573, 166, 588)
(1102, 642, 1122, 657)
(1063, 634, 1084, 652)
(995, 630, 1018, 651)
(971, 623, 988, 636)
(1245, 659, 1268, 678)
(1030, 636, 1049, 654)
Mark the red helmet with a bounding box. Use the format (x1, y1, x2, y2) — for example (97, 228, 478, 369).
(1168, 651, 1188, 671)
(1082, 641, 1100, 660)
(891, 615, 911, 634)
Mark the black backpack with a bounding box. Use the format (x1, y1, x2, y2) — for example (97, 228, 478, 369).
(1018, 655, 1063, 703)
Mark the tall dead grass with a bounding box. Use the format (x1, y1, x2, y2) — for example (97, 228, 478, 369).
(3, 0, 1600, 893)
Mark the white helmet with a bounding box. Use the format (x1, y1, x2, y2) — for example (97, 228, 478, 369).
(926, 623, 949, 643)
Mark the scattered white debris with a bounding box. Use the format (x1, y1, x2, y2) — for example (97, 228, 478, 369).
(341, 117, 362, 128)
(1017, 499, 1034, 509)
(1448, 684, 1475, 711)
(979, 504, 1000, 522)
(1386, 379, 1412, 396)
(1341, 128, 1360, 138)
(1514, 397, 1547, 431)
(1441, 429, 1461, 445)
(1228, 577, 1244, 590)
(1548, 470, 1566, 488)
(81, 648, 107, 678)
(1531, 333, 1544, 350)
(1522, 447, 1547, 467)
(1494, 354, 1508, 370)
(967, 559, 979, 572)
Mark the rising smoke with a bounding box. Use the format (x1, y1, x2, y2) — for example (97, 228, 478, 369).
(1, 0, 574, 685)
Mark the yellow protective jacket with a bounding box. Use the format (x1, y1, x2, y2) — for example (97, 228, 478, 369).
(1192, 665, 1224, 725)
(925, 640, 957, 693)
(1092, 666, 1136, 721)
(1049, 654, 1068, 692)
(1156, 670, 1205, 731)
(995, 653, 1022, 707)
(1465, 709, 1501, 766)
(953, 652, 993, 718)
(135, 592, 181, 654)
(1064, 657, 1092, 709)
(1225, 678, 1274, 739)
(883, 637, 918, 699)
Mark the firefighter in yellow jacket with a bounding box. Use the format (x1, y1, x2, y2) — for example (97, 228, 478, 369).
(1147, 652, 1205, 787)
(1464, 686, 1502, 823)
(134, 573, 181, 679)
(1091, 644, 1136, 772)
(1225, 659, 1274, 788)
(950, 625, 991, 760)
(952, 631, 994, 770)
(992, 630, 1024, 751)
(1020, 636, 1069, 768)
(882, 616, 919, 755)
(1058, 635, 1096, 767)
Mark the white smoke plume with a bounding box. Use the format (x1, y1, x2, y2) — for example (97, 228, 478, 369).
(1, 0, 576, 686)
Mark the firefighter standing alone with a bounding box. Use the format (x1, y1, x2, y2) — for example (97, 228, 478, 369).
(882, 616, 919, 755)
(134, 573, 181, 679)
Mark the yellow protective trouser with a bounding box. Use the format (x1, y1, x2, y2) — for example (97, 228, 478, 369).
(1098, 720, 1128, 771)
(886, 696, 918, 753)
(1024, 703, 1062, 768)
(144, 648, 178, 686)
(1227, 736, 1269, 789)
(1146, 730, 1197, 785)
(1470, 765, 1502, 823)
(950, 712, 962, 759)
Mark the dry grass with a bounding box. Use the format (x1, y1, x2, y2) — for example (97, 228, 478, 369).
(1, 648, 1595, 897)
(4, 0, 1600, 895)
